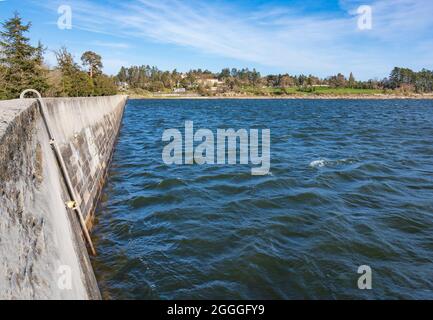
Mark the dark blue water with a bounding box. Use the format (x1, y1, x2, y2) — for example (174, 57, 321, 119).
(92, 99, 433, 300)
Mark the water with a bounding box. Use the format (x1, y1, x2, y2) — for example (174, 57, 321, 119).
(92, 99, 433, 300)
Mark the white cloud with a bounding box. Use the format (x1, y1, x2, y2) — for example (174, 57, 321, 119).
(39, 0, 433, 79)
(92, 41, 131, 49)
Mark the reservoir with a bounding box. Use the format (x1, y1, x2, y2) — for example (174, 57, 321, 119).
(92, 99, 433, 299)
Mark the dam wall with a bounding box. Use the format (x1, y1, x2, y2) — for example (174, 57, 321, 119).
(0, 95, 127, 299)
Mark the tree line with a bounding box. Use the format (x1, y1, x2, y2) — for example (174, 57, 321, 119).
(0, 13, 117, 100)
(117, 64, 433, 95)
(387, 67, 433, 93)
(55, 61, 433, 96)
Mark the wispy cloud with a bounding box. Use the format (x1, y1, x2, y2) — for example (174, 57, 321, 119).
(92, 40, 131, 49)
(38, 0, 433, 79)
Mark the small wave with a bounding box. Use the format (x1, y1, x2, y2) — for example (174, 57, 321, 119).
(156, 178, 187, 189)
(309, 159, 327, 168)
(309, 158, 356, 168)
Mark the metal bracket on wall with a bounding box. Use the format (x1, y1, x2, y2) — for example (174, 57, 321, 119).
(65, 201, 78, 210)
(20, 89, 97, 256)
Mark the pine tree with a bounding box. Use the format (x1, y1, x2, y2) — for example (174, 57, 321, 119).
(349, 72, 356, 88)
(81, 51, 103, 78)
(55, 47, 94, 97)
(117, 66, 128, 83)
(0, 13, 48, 98)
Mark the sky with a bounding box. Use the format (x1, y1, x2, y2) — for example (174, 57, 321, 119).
(0, 0, 432, 80)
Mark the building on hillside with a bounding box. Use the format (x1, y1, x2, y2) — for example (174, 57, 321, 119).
(117, 82, 129, 91)
(197, 78, 223, 87)
(173, 88, 186, 93)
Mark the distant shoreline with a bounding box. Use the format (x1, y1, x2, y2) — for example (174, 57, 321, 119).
(127, 93, 433, 100)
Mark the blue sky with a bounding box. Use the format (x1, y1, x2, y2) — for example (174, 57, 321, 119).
(0, 0, 432, 80)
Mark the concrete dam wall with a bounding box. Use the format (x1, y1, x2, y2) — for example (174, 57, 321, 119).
(0, 95, 127, 299)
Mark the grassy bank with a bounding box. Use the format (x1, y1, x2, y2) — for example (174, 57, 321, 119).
(123, 87, 433, 100)
(240, 86, 386, 96)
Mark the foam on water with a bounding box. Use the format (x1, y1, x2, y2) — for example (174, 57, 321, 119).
(309, 158, 357, 168)
(309, 159, 328, 168)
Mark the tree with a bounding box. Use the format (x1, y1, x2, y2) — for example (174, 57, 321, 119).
(297, 74, 308, 86)
(389, 67, 415, 89)
(349, 72, 356, 88)
(328, 73, 347, 88)
(94, 75, 117, 96)
(55, 47, 94, 97)
(117, 66, 128, 83)
(414, 69, 433, 93)
(279, 75, 294, 88)
(56, 47, 78, 74)
(0, 13, 48, 98)
(81, 51, 103, 78)
(250, 68, 261, 86)
(0, 65, 8, 99)
(219, 68, 231, 80)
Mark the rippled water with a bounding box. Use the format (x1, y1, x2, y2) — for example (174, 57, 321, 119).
(92, 99, 433, 300)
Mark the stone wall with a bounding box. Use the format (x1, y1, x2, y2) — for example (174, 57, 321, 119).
(43, 97, 126, 229)
(0, 95, 127, 300)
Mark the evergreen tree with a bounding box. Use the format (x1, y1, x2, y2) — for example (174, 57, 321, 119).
(55, 47, 94, 97)
(81, 51, 103, 78)
(349, 72, 356, 88)
(117, 66, 128, 83)
(94, 74, 118, 96)
(0, 65, 7, 99)
(0, 13, 48, 99)
(219, 68, 231, 80)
